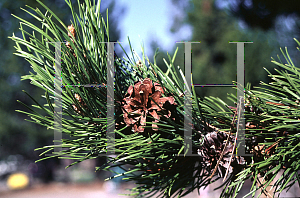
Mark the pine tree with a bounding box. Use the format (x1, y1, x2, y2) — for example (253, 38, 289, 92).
(10, 0, 300, 197)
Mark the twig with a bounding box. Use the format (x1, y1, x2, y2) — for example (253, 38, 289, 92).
(265, 137, 284, 155)
(223, 97, 243, 182)
(209, 97, 241, 179)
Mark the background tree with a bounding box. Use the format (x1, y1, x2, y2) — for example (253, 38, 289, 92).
(222, 0, 300, 67)
(225, 0, 300, 31)
(0, 0, 74, 160)
(151, 0, 280, 106)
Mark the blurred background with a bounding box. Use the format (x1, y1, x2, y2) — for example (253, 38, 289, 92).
(1, 0, 300, 197)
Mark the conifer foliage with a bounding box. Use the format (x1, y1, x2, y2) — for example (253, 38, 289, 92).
(10, 0, 300, 197)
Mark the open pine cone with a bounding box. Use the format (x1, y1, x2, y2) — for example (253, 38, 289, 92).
(122, 78, 177, 133)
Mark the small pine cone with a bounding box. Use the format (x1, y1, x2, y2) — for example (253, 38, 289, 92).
(198, 131, 243, 171)
(198, 131, 232, 156)
(122, 78, 177, 133)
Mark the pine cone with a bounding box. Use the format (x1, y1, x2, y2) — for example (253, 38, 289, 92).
(198, 131, 233, 167)
(122, 78, 177, 132)
(197, 130, 247, 177)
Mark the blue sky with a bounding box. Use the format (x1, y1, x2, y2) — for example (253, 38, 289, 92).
(113, 0, 298, 61)
(113, 0, 192, 58)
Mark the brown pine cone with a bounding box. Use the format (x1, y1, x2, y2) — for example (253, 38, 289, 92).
(122, 78, 177, 133)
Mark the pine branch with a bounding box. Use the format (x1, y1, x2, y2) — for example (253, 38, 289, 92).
(10, 0, 300, 197)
